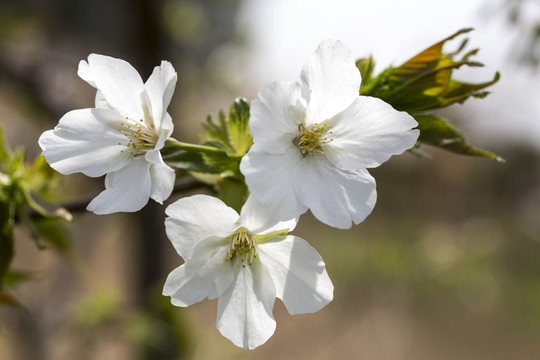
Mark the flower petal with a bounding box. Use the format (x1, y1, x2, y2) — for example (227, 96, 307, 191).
(145, 150, 175, 204)
(164, 237, 234, 306)
(249, 81, 303, 154)
(78, 54, 145, 120)
(86, 157, 152, 214)
(216, 261, 276, 350)
(239, 196, 298, 235)
(165, 195, 239, 260)
(258, 235, 333, 315)
(144, 60, 177, 131)
(293, 157, 377, 229)
(324, 96, 419, 170)
(38, 108, 130, 177)
(240, 145, 308, 222)
(300, 39, 361, 125)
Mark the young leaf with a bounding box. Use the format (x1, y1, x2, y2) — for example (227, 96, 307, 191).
(361, 28, 500, 112)
(414, 114, 504, 162)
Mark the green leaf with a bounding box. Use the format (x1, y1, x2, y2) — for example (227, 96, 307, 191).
(362, 28, 500, 112)
(414, 114, 504, 162)
(228, 98, 252, 156)
(217, 178, 249, 213)
(356, 55, 376, 93)
(202, 111, 235, 154)
(162, 150, 217, 173)
(35, 217, 73, 256)
(201, 97, 252, 156)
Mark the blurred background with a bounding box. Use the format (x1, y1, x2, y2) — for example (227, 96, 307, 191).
(1, 0, 540, 359)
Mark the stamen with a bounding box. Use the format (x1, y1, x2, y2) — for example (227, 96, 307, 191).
(292, 122, 333, 157)
(117, 116, 159, 159)
(225, 227, 257, 269)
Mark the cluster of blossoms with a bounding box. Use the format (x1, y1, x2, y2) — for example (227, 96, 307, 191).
(39, 40, 419, 349)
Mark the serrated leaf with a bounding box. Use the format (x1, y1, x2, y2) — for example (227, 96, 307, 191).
(228, 98, 252, 155)
(201, 97, 252, 156)
(201, 111, 233, 152)
(390, 28, 474, 81)
(414, 114, 504, 162)
(362, 28, 499, 112)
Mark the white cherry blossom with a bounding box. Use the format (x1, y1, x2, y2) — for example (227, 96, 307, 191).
(240, 39, 419, 229)
(39, 54, 177, 214)
(163, 195, 333, 350)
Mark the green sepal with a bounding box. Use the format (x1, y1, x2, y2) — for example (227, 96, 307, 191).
(414, 114, 504, 162)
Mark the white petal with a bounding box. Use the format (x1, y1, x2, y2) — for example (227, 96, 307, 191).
(240, 145, 308, 222)
(78, 54, 145, 120)
(145, 150, 175, 204)
(293, 157, 377, 229)
(300, 39, 361, 125)
(164, 237, 234, 306)
(144, 61, 177, 131)
(249, 81, 303, 154)
(258, 235, 333, 315)
(165, 195, 239, 260)
(324, 96, 419, 169)
(86, 157, 152, 214)
(239, 196, 298, 235)
(38, 108, 130, 177)
(216, 261, 276, 350)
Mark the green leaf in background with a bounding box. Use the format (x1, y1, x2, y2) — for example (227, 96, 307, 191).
(0, 201, 14, 293)
(0, 122, 73, 296)
(414, 114, 504, 162)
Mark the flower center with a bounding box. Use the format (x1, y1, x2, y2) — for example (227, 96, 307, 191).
(117, 117, 159, 159)
(225, 227, 257, 269)
(293, 122, 333, 157)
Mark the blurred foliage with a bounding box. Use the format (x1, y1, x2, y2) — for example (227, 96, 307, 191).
(502, 0, 540, 68)
(0, 124, 72, 304)
(162, 97, 251, 212)
(358, 28, 502, 161)
(70, 285, 193, 359)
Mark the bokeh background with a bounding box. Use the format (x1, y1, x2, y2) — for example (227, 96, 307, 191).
(1, 0, 540, 359)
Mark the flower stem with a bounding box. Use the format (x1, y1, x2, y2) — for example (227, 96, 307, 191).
(163, 138, 226, 155)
